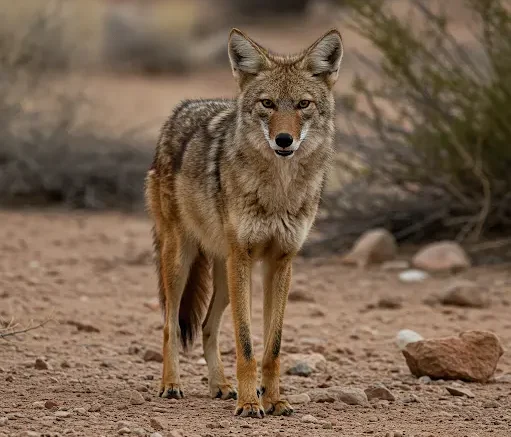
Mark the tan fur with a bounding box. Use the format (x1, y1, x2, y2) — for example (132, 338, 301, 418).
(145, 27, 343, 417)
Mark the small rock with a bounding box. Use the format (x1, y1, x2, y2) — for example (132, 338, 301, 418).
(32, 401, 45, 409)
(219, 420, 230, 428)
(377, 296, 403, 310)
(301, 414, 318, 423)
(327, 387, 369, 406)
(341, 228, 397, 267)
(412, 241, 471, 272)
(73, 408, 87, 415)
(143, 349, 163, 363)
(396, 329, 424, 351)
(34, 358, 50, 370)
(446, 386, 475, 398)
(132, 429, 146, 436)
(483, 400, 500, 408)
(418, 376, 432, 384)
(150, 434, 163, 437)
(45, 400, 58, 409)
(88, 402, 101, 412)
(67, 320, 100, 333)
(150, 417, 164, 431)
(288, 289, 315, 302)
(398, 269, 429, 283)
(118, 428, 131, 435)
(308, 389, 335, 403)
(439, 281, 490, 308)
(286, 362, 313, 377)
(402, 330, 504, 382)
(120, 390, 145, 405)
(496, 373, 511, 383)
(381, 260, 409, 271)
(55, 411, 70, 418)
(286, 393, 311, 404)
(196, 357, 207, 365)
(365, 384, 396, 401)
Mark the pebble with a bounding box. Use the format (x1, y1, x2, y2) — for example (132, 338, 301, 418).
(365, 384, 396, 401)
(439, 281, 490, 308)
(32, 401, 45, 409)
(446, 386, 475, 398)
(73, 408, 87, 415)
(341, 228, 397, 267)
(308, 389, 335, 403)
(150, 417, 164, 431)
(286, 362, 313, 377)
(219, 420, 230, 428)
(328, 387, 369, 406)
(143, 349, 163, 363)
(418, 376, 432, 384)
(150, 434, 163, 437)
(34, 358, 50, 370)
(396, 329, 424, 351)
(118, 428, 131, 435)
(398, 270, 429, 283)
(132, 429, 146, 436)
(120, 389, 145, 405)
(412, 241, 471, 272)
(45, 400, 59, 409)
(286, 393, 311, 404)
(55, 411, 71, 419)
(88, 402, 101, 412)
(301, 414, 318, 423)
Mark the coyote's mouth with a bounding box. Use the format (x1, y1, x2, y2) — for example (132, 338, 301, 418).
(275, 150, 294, 157)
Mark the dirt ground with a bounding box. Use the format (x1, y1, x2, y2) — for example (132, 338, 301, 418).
(0, 210, 510, 437)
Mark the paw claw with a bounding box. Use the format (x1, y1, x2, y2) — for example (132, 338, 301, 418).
(158, 383, 184, 399)
(211, 383, 237, 400)
(235, 402, 265, 419)
(264, 400, 293, 416)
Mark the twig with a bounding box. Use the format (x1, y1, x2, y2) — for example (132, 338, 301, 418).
(0, 315, 54, 340)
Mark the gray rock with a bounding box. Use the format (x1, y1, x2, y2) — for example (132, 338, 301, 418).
(396, 329, 424, 351)
(446, 386, 475, 398)
(286, 362, 313, 377)
(440, 281, 490, 308)
(327, 387, 369, 406)
(286, 393, 311, 404)
(365, 384, 396, 401)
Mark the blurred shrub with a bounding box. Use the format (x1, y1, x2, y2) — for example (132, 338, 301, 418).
(0, 0, 151, 210)
(307, 0, 511, 254)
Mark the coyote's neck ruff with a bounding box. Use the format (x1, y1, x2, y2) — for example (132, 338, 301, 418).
(146, 28, 343, 418)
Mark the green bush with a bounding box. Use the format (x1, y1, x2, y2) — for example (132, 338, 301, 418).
(309, 0, 511, 254)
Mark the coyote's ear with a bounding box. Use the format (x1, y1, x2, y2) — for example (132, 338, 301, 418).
(302, 29, 344, 87)
(228, 28, 270, 84)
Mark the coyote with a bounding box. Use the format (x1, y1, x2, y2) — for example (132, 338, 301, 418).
(145, 28, 343, 418)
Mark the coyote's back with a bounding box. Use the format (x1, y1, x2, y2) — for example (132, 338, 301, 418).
(145, 27, 343, 417)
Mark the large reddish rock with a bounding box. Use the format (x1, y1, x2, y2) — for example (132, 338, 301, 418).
(341, 228, 397, 268)
(412, 241, 471, 272)
(402, 331, 504, 382)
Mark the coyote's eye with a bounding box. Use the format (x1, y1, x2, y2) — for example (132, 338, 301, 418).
(261, 99, 275, 109)
(298, 100, 310, 109)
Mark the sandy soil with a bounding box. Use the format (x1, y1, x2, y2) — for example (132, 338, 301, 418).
(0, 210, 510, 437)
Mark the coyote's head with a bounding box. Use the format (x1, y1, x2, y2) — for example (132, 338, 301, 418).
(228, 28, 343, 160)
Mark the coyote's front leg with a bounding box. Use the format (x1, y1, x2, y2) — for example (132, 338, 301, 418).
(260, 253, 294, 416)
(227, 246, 264, 418)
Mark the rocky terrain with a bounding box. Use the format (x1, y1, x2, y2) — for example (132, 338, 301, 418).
(0, 211, 510, 437)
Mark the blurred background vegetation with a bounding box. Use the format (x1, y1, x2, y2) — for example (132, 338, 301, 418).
(0, 0, 510, 254)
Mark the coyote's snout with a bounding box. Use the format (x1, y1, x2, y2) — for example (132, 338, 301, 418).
(145, 27, 343, 418)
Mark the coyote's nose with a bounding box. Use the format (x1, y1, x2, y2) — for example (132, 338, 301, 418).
(275, 133, 294, 148)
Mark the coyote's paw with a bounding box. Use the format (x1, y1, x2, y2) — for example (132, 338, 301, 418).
(158, 382, 184, 399)
(235, 401, 265, 418)
(263, 399, 294, 416)
(211, 382, 237, 400)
